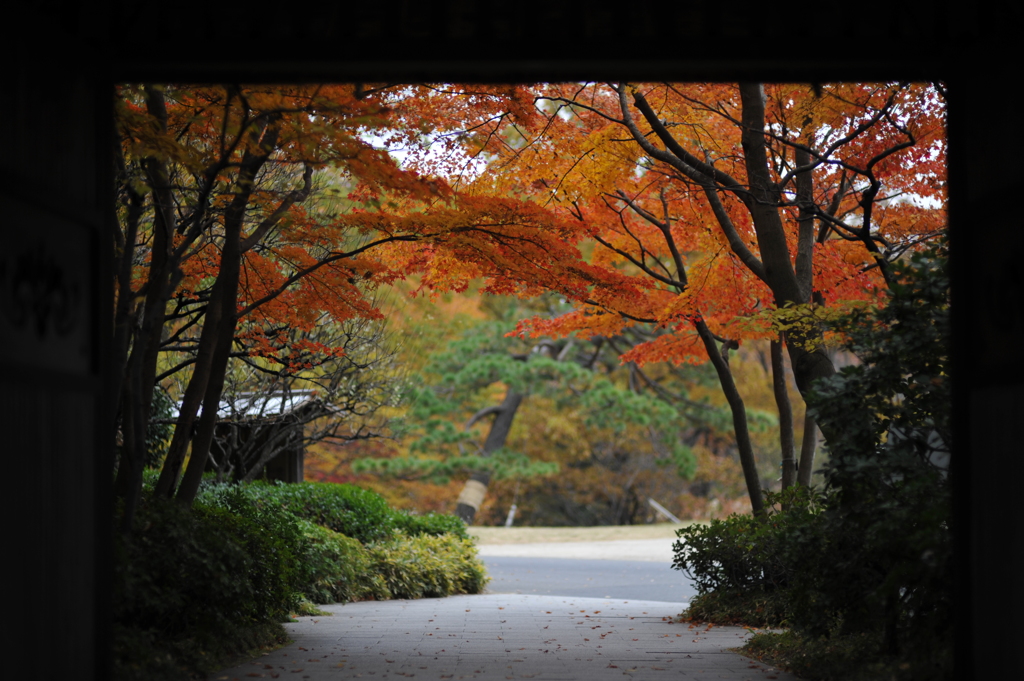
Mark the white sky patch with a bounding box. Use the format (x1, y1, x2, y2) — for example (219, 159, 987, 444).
(361, 126, 492, 187)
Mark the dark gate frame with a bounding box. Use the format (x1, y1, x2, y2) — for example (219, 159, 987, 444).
(2, 3, 1018, 678)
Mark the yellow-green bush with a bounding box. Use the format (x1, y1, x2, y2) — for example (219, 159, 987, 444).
(369, 533, 489, 600)
(297, 520, 387, 603)
(298, 522, 488, 604)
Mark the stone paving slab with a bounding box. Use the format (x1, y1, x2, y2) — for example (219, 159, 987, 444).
(214, 594, 801, 681)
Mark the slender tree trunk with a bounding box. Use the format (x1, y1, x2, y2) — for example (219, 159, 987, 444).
(626, 84, 837, 460)
(155, 116, 279, 502)
(735, 84, 837, 404)
(115, 345, 147, 533)
(772, 339, 797, 491)
(694, 320, 765, 517)
(129, 86, 190, 502)
(113, 87, 188, 529)
(454, 390, 524, 524)
(175, 131, 277, 506)
(153, 280, 225, 497)
(110, 135, 143, 491)
(620, 86, 824, 517)
(798, 412, 818, 486)
(174, 278, 240, 504)
(111, 215, 140, 502)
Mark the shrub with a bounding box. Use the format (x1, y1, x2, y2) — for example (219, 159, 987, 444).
(195, 484, 306, 621)
(113, 498, 289, 680)
(673, 242, 952, 680)
(295, 520, 387, 604)
(672, 486, 825, 627)
(119, 479, 481, 679)
(193, 479, 483, 604)
(199, 479, 469, 543)
(744, 630, 885, 681)
(789, 244, 952, 661)
(231, 481, 396, 544)
(390, 509, 469, 539)
(369, 533, 489, 599)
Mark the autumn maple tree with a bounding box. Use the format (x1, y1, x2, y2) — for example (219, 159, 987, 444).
(358, 82, 946, 514)
(112, 81, 945, 524)
(111, 84, 469, 525)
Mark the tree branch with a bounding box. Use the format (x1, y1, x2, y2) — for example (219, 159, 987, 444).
(628, 88, 745, 191)
(465, 405, 503, 430)
(239, 162, 314, 253)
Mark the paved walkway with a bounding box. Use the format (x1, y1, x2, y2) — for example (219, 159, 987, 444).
(214, 540, 801, 681)
(482, 556, 697, 602)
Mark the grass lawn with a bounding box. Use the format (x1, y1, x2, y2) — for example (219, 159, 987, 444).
(468, 521, 706, 545)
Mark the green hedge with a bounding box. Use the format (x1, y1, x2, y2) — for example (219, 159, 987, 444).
(391, 508, 470, 539)
(116, 480, 482, 680)
(198, 480, 393, 543)
(297, 521, 488, 604)
(296, 520, 386, 604)
(113, 499, 296, 681)
(197, 480, 469, 543)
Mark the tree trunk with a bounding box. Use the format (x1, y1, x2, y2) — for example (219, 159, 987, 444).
(114, 346, 146, 534)
(152, 275, 227, 497)
(174, 279, 240, 504)
(695, 319, 765, 517)
(772, 339, 797, 492)
(621, 85, 831, 516)
(174, 125, 279, 506)
(454, 389, 524, 524)
(736, 83, 839, 401)
(110, 135, 142, 498)
(797, 412, 818, 486)
(118, 86, 186, 519)
(154, 117, 279, 501)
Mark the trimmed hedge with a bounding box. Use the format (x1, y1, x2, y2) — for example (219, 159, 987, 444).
(296, 520, 488, 604)
(113, 499, 296, 681)
(199, 480, 393, 543)
(369, 533, 489, 599)
(391, 509, 470, 539)
(296, 520, 386, 604)
(197, 480, 470, 543)
(116, 479, 483, 680)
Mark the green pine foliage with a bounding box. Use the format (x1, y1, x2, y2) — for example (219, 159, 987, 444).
(359, 316, 698, 483)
